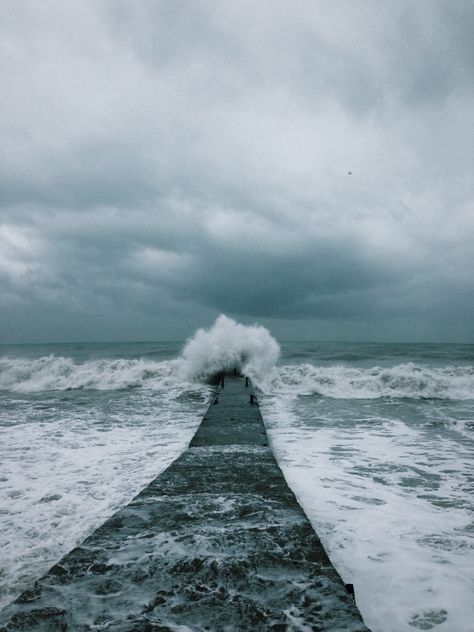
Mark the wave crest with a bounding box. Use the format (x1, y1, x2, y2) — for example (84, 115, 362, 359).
(267, 363, 474, 400)
(0, 355, 181, 392)
(180, 315, 280, 381)
(0, 316, 280, 392)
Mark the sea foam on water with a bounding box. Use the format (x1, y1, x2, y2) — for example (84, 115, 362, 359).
(0, 326, 473, 631)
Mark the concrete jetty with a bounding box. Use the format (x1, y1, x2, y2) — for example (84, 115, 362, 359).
(0, 373, 370, 631)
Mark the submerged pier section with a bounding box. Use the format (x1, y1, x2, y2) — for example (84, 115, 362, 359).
(1, 373, 370, 631)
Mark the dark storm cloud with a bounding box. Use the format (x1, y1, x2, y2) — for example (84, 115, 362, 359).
(0, 0, 473, 342)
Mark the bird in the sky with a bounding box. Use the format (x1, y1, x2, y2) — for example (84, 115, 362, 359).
(348, 171, 352, 175)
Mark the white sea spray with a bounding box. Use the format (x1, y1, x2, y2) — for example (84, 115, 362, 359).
(179, 314, 280, 381)
(0, 315, 281, 392)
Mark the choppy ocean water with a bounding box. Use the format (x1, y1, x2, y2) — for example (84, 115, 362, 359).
(1, 321, 473, 632)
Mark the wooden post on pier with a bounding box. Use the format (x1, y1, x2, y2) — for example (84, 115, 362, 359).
(0, 372, 371, 631)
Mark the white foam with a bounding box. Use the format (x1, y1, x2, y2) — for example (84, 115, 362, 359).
(0, 387, 208, 610)
(1, 328, 472, 630)
(262, 362, 474, 400)
(0, 355, 183, 392)
(0, 316, 280, 393)
(180, 314, 280, 381)
(260, 393, 474, 632)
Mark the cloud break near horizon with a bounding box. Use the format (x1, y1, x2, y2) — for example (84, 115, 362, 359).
(1, 0, 473, 343)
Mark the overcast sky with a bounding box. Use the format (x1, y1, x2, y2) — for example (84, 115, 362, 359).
(1, 0, 473, 343)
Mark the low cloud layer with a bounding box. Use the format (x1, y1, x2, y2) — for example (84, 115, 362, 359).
(1, 0, 473, 342)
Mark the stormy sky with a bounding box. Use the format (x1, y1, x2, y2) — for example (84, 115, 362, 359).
(1, 0, 473, 343)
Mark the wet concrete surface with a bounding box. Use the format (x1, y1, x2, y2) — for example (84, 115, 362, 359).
(0, 374, 371, 631)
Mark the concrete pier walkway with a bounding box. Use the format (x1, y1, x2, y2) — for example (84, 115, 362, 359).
(1, 374, 370, 631)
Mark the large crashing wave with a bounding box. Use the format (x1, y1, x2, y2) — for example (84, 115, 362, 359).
(1, 315, 472, 399)
(0, 316, 280, 393)
(180, 314, 280, 381)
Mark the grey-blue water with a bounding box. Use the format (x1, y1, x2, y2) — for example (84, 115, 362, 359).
(1, 335, 473, 632)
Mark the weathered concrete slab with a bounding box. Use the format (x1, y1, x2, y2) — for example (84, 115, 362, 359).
(0, 374, 370, 631)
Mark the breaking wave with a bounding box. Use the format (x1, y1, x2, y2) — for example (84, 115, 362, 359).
(180, 315, 280, 381)
(1, 315, 471, 399)
(266, 363, 474, 400)
(0, 356, 181, 392)
(0, 316, 280, 392)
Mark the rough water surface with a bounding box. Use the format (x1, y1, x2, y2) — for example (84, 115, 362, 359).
(0, 319, 473, 631)
(0, 375, 369, 631)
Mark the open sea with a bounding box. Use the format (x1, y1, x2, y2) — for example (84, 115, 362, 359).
(1, 326, 473, 631)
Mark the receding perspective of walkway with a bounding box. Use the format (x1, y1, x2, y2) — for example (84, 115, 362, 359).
(0, 373, 371, 631)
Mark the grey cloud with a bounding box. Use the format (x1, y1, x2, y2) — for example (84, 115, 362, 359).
(0, 0, 473, 343)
